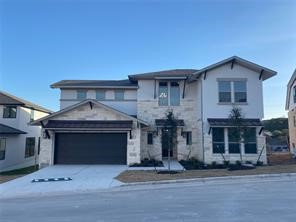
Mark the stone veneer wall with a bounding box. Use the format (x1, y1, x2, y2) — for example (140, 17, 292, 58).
(138, 98, 203, 161)
(38, 103, 141, 167)
(288, 109, 296, 152)
(203, 127, 267, 164)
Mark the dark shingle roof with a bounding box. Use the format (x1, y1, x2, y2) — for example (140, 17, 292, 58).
(0, 91, 52, 113)
(155, 119, 185, 127)
(208, 118, 263, 127)
(128, 69, 199, 80)
(51, 79, 138, 89)
(0, 124, 26, 134)
(44, 120, 133, 129)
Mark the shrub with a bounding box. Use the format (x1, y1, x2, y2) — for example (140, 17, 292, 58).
(256, 161, 264, 166)
(235, 160, 241, 166)
(223, 160, 230, 167)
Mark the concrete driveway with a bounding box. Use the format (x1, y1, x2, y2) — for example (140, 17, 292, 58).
(0, 165, 127, 199)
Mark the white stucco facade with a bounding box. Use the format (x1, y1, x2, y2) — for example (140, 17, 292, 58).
(0, 105, 50, 172)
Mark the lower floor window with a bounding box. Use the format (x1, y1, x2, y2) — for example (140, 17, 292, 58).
(0, 138, 6, 160)
(244, 128, 257, 154)
(212, 128, 225, 153)
(147, 132, 153, 145)
(228, 128, 240, 154)
(212, 127, 257, 154)
(25, 137, 35, 158)
(186, 132, 192, 145)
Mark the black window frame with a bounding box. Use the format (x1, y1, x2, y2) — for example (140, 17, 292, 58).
(3, 106, 17, 118)
(158, 81, 180, 106)
(147, 132, 153, 145)
(228, 128, 241, 154)
(212, 127, 225, 153)
(186, 131, 192, 145)
(293, 86, 296, 104)
(0, 138, 6, 160)
(244, 128, 257, 154)
(25, 137, 35, 158)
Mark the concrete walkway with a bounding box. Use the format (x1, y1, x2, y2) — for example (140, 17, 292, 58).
(128, 159, 184, 171)
(0, 165, 127, 199)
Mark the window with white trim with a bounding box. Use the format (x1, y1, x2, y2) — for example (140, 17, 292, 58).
(218, 80, 247, 103)
(114, 90, 124, 100)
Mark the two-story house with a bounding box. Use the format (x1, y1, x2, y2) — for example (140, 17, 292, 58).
(286, 69, 296, 153)
(33, 56, 276, 167)
(0, 91, 52, 172)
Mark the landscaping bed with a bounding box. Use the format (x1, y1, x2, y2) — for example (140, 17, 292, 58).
(116, 164, 296, 183)
(0, 165, 38, 184)
(129, 159, 163, 167)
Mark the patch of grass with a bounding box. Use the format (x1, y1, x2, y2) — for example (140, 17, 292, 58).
(0, 165, 38, 176)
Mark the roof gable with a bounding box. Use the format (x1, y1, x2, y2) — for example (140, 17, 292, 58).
(190, 56, 277, 81)
(0, 91, 52, 113)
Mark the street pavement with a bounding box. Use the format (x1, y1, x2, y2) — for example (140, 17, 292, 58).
(1, 177, 296, 222)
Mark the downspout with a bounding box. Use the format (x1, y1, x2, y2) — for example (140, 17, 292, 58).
(201, 75, 205, 163)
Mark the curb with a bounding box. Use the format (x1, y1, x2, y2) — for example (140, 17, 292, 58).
(120, 172, 296, 187)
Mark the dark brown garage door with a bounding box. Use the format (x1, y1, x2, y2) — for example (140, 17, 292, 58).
(54, 133, 127, 164)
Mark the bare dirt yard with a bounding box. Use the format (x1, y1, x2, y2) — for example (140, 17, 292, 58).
(116, 164, 296, 183)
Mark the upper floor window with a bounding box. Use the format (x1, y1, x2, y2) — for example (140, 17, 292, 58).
(159, 82, 180, 106)
(77, 90, 87, 100)
(218, 81, 231, 103)
(234, 81, 247, 103)
(293, 86, 296, 103)
(3, 106, 17, 118)
(0, 138, 6, 160)
(218, 80, 247, 103)
(114, 90, 124, 100)
(96, 90, 106, 100)
(30, 109, 35, 122)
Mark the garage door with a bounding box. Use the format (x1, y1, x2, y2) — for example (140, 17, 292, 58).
(54, 133, 127, 164)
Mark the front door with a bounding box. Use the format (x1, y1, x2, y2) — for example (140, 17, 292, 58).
(161, 129, 173, 158)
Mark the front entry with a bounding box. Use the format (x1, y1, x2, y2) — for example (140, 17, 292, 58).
(161, 129, 173, 158)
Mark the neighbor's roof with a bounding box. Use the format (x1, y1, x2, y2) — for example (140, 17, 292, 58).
(285, 69, 296, 110)
(44, 120, 133, 130)
(0, 123, 26, 134)
(208, 118, 263, 127)
(0, 91, 52, 113)
(128, 69, 199, 80)
(51, 79, 138, 89)
(190, 56, 277, 81)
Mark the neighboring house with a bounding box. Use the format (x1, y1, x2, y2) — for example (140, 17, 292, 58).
(286, 69, 296, 153)
(32, 56, 276, 167)
(0, 91, 52, 172)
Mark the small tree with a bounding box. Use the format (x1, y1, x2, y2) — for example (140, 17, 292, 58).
(161, 110, 178, 171)
(229, 107, 245, 163)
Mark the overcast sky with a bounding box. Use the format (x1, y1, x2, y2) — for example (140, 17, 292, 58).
(1, 0, 295, 119)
